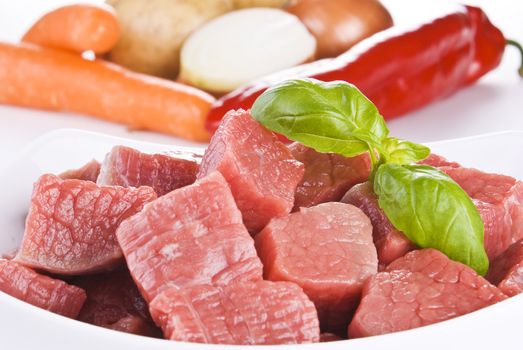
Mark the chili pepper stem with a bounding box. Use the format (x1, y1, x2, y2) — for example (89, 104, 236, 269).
(506, 39, 523, 78)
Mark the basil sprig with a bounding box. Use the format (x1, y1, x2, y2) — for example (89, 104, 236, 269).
(374, 164, 488, 275)
(251, 79, 388, 165)
(251, 79, 428, 167)
(251, 78, 489, 275)
(381, 137, 431, 165)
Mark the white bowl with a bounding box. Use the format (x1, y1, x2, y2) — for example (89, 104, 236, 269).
(1, 129, 522, 349)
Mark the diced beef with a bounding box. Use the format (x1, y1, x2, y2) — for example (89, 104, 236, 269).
(15, 174, 156, 275)
(341, 182, 415, 266)
(320, 333, 343, 342)
(441, 167, 523, 260)
(149, 281, 320, 345)
(418, 153, 460, 168)
(197, 109, 304, 232)
(60, 159, 101, 182)
(349, 154, 523, 263)
(74, 270, 160, 336)
(105, 316, 160, 336)
(486, 239, 523, 296)
(0, 259, 86, 318)
(2, 249, 17, 260)
(97, 146, 199, 196)
(116, 171, 263, 302)
(255, 202, 377, 333)
(386, 248, 476, 274)
(496, 265, 523, 297)
(420, 155, 523, 260)
(349, 249, 507, 338)
(289, 143, 370, 209)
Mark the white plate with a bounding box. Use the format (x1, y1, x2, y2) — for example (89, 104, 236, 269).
(1, 129, 522, 349)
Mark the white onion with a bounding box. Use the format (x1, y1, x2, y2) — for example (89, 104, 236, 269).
(179, 8, 316, 94)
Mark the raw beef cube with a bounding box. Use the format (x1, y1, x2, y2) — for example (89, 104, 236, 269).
(15, 174, 156, 275)
(149, 281, 320, 344)
(442, 167, 523, 259)
(289, 143, 370, 209)
(97, 146, 199, 196)
(255, 202, 377, 333)
(0, 259, 86, 318)
(344, 165, 523, 264)
(418, 155, 523, 260)
(418, 153, 460, 168)
(60, 159, 101, 182)
(116, 171, 263, 302)
(105, 316, 160, 336)
(349, 249, 507, 338)
(74, 270, 160, 336)
(198, 109, 304, 232)
(320, 333, 343, 342)
(486, 239, 523, 296)
(342, 182, 415, 265)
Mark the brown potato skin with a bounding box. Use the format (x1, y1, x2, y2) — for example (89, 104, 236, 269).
(107, 0, 233, 79)
(287, 0, 393, 59)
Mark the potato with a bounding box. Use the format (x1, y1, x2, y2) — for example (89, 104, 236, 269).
(107, 0, 234, 79)
(233, 0, 289, 8)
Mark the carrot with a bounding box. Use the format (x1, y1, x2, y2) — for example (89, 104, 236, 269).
(22, 4, 120, 55)
(0, 42, 213, 141)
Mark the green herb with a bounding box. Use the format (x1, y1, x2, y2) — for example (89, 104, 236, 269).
(252, 78, 489, 275)
(374, 164, 488, 275)
(382, 137, 430, 165)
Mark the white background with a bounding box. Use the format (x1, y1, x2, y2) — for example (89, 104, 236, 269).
(0, 0, 522, 166)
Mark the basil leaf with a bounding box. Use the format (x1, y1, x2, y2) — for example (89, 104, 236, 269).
(251, 79, 389, 158)
(374, 164, 488, 275)
(382, 137, 430, 165)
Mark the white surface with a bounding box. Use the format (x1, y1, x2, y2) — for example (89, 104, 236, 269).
(1, 128, 523, 349)
(0, 0, 522, 165)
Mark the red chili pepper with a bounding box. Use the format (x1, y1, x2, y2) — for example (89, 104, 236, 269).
(206, 5, 522, 135)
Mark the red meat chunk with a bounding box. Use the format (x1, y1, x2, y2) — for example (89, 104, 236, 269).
(349, 249, 507, 338)
(74, 270, 160, 336)
(60, 159, 101, 182)
(0, 259, 86, 318)
(149, 281, 320, 345)
(289, 143, 370, 209)
(418, 153, 460, 168)
(106, 316, 159, 335)
(346, 156, 523, 264)
(342, 182, 415, 266)
(97, 146, 199, 196)
(442, 167, 523, 260)
(486, 239, 523, 296)
(320, 333, 343, 342)
(421, 155, 523, 260)
(15, 174, 156, 275)
(116, 171, 263, 302)
(198, 109, 304, 232)
(255, 202, 377, 333)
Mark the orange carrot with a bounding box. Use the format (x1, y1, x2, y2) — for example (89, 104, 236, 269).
(22, 4, 120, 55)
(0, 42, 213, 141)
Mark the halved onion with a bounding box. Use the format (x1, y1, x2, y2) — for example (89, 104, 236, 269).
(179, 8, 316, 94)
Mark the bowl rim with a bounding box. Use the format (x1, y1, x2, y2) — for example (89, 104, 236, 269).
(2, 128, 523, 349)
